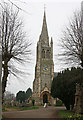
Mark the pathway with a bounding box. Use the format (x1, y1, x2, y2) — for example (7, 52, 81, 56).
(3, 106, 66, 119)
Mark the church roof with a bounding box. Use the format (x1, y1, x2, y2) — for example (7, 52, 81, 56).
(41, 87, 50, 94)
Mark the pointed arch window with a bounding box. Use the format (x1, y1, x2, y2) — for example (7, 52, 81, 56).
(42, 49, 45, 58)
(46, 50, 50, 58)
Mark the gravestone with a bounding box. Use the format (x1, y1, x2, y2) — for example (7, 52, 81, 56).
(74, 83, 83, 114)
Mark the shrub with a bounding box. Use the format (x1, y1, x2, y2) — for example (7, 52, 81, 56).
(56, 100, 63, 106)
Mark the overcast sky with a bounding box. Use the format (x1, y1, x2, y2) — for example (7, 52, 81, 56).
(2, 0, 82, 95)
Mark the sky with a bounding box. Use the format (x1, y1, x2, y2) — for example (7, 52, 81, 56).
(2, 0, 82, 95)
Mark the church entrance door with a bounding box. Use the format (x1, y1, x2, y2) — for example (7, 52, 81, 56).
(43, 94, 48, 103)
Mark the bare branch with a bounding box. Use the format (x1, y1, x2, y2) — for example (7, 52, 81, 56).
(59, 10, 83, 69)
(0, 3, 31, 102)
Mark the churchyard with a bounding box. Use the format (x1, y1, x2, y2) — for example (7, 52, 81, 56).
(0, 0, 83, 120)
(2, 96, 83, 119)
(2, 105, 83, 119)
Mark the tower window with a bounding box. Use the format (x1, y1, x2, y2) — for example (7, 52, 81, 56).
(46, 50, 50, 58)
(42, 49, 45, 58)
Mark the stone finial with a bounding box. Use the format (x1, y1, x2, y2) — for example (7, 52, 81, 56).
(44, 4, 46, 12)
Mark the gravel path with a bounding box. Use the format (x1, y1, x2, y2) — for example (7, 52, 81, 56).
(3, 106, 66, 119)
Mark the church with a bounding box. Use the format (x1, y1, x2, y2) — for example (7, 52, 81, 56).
(32, 10, 55, 105)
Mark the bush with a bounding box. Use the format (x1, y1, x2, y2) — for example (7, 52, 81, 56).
(56, 100, 63, 106)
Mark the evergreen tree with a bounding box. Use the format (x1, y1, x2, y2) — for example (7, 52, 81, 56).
(26, 88, 32, 99)
(51, 67, 82, 110)
(16, 91, 26, 103)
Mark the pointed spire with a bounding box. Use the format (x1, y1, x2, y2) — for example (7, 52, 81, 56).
(40, 9, 49, 46)
(42, 4, 47, 29)
(41, 10, 48, 36)
(51, 37, 53, 49)
(51, 37, 53, 59)
(43, 10, 46, 26)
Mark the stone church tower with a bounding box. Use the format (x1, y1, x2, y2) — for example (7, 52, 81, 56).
(32, 11, 54, 105)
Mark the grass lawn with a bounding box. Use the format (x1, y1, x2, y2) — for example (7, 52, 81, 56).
(2, 106, 39, 112)
(58, 110, 83, 120)
(20, 106, 39, 110)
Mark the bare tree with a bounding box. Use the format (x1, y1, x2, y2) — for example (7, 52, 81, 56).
(0, 0, 28, 12)
(0, 3, 31, 103)
(0, 55, 2, 119)
(4, 91, 15, 101)
(59, 8, 83, 114)
(60, 10, 83, 69)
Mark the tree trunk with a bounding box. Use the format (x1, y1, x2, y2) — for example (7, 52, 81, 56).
(65, 103, 70, 110)
(2, 61, 8, 104)
(80, 65, 83, 114)
(0, 55, 2, 120)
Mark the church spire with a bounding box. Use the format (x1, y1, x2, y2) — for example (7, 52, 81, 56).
(42, 4, 47, 32)
(40, 9, 49, 46)
(42, 10, 47, 30)
(41, 10, 48, 37)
